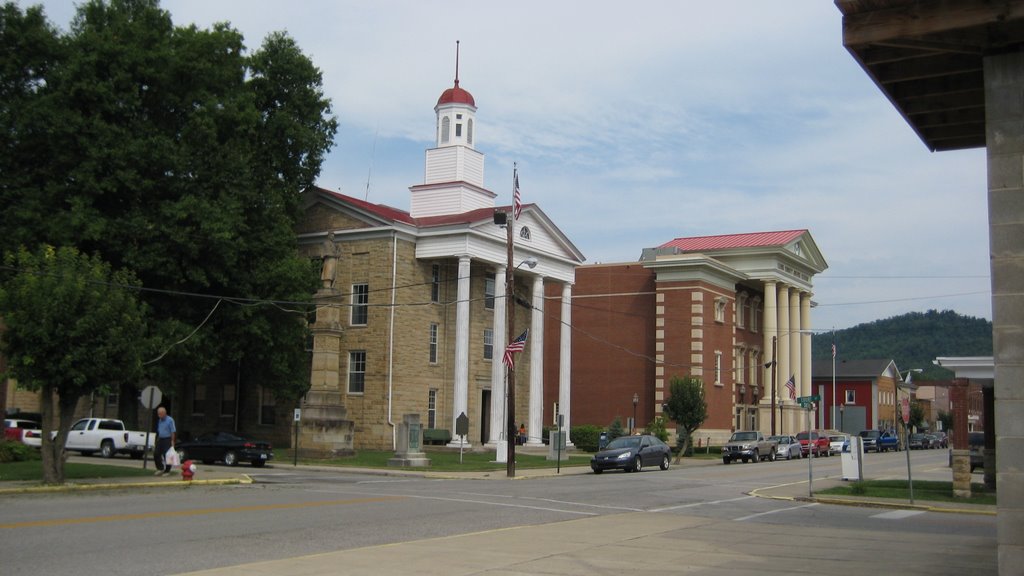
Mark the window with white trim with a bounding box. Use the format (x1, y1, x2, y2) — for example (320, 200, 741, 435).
(427, 389, 437, 429)
(714, 351, 723, 384)
(846, 389, 856, 404)
(259, 386, 276, 425)
(428, 323, 438, 364)
(484, 275, 495, 310)
(431, 264, 441, 303)
(714, 298, 726, 323)
(348, 351, 366, 394)
(441, 116, 450, 144)
(736, 349, 745, 384)
(483, 328, 494, 360)
(351, 283, 368, 325)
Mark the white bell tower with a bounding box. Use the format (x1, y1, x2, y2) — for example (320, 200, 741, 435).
(411, 41, 494, 218)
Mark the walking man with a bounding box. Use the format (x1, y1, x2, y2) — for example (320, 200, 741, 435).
(155, 406, 176, 476)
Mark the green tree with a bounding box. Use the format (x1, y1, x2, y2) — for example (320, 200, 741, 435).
(607, 416, 624, 441)
(0, 0, 336, 410)
(646, 416, 669, 442)
(909, 400, 926, 431)
(662, 375, 708, 456)
(0, 246, 148, 484)
(937, 411, 953, 434)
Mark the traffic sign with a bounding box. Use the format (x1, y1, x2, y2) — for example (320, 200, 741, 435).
(796, 395, 820, 403)
(139, 385, 162, 409)
(901, 397, 910, 425)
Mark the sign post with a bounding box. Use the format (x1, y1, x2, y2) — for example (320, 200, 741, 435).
(139, 385, 162, 470)
(797, 395, 820, 496)
(456, 412, 469, 464)
(556, 414, 564, 474)
(902, 397, 914, 504)
(293, 408, 301, 467)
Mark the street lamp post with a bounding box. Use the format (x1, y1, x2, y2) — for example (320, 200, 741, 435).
(631, 393, 639, 435)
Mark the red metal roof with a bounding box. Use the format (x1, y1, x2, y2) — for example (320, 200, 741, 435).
(313, 186, 530, 229)
(659, 230, 806, 252)
(314, 187, 415, 224)
(436, 80, 475, 107)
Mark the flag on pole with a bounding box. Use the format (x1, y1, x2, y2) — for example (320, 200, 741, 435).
(785, 375, 796, 399)
(831, 342, 836, 359)
(503, 329, 529, 369)
(513, 168, 523, 220)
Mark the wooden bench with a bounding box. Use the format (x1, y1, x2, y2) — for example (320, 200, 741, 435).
(423, 429, 451, 445)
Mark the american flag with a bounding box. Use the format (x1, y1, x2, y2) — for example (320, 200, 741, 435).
(503, 329, 529, 369)
(513, 169, 523, 220)
(831, 342, 836, 359)
(785, 375, 796, 399)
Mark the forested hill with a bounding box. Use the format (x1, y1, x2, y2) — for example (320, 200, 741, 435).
(810, 310, 992, 380)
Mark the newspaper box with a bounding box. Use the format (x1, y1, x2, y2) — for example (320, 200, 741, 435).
(841, 435, 864, 481)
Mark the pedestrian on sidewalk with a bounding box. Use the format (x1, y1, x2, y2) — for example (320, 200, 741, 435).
(155, 406, 176, 476)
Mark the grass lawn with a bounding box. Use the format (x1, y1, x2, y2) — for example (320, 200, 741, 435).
(818, 479, 996, 506)
(275, 448, 592, 472)
(0, 460, 156, 482)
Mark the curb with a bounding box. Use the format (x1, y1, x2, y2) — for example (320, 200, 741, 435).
(750, 486, 997, 516)
(0, 475, 252, 495)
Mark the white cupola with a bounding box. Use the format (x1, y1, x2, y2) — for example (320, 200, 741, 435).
(411, 42, 494, 218)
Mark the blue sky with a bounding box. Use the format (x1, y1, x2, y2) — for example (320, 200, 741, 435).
(32, 1, 992, 330)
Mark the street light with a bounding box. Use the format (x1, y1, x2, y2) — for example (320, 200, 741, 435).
(632, 393, 639, 435)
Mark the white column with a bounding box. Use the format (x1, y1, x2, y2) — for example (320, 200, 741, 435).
(448, 255, 472, 448)
(559, 283, 573, 447)
(777, 284, 790, 402)
(800, 292, 812, 398)
(526, 275, 545, 446)
(789, 288, 801, 399)
(762, 282, 777, 405)
(488, 265, 507, 446)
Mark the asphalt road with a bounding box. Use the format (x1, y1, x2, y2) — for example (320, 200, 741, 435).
(0, 449, 994, 575)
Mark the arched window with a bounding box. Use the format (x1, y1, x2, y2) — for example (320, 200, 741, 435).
(467, 118, 473, 145)
(519, 226, 531, 240)
(441, 116, 450, 144)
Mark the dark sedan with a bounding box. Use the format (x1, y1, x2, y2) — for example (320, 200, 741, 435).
(590, 434, 671, 474)
(176, 432, 273, 467)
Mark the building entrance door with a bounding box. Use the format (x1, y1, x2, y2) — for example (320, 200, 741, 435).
(480, 390, 491, 444)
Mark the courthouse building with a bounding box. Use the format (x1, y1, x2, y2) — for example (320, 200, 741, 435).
(295, 72, 584, 451)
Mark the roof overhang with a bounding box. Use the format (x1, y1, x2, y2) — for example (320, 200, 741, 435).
(934, 356, 995, 380)
(836, 0, 1024, 151)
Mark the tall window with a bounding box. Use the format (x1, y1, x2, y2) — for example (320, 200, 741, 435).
(467, 118, 473, 145)
(221, 383, 236, 417)
(846, 390, 856, 404)
(750, 354, 759, 388)
(714, 298, 726, 323)
(351, 283, 368, 325)
(106, 391, 119, 408)
(348, 351, 366, 394)
(192, 383, 206, 415)
(431, 264, 441, 303)
(428, 323, 438, 364)
(736, 350, 745, 384)
(737, 294, 748, 328)
(751, 299, 761, 333)
(714, 351, 723, 384)
(484, 275, 495, 310)
(259, 386, 276, 425)
(483, 328, 494, 360)
(441, 116, 450, 144)
(427, 389, 437, 429)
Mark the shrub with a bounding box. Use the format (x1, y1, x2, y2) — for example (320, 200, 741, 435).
(570, 425, 603, 453)
(646, 416, 669, 442)
(0, 440, 41, 463)
(608, 417, 624, 441)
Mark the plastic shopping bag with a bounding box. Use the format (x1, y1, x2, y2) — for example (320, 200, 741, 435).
(165, 447, 181, 468)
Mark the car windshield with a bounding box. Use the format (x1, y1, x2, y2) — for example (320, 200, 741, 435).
(731, 432, 758, 441)
(604, 436, 641, 450)
(830, 436, 846, 442)
(796, 432, 810, 440)
(769, 436, 789, 443)
(859, 430, 879, 438)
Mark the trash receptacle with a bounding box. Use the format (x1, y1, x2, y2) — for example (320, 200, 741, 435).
(598, 432, 609, 451)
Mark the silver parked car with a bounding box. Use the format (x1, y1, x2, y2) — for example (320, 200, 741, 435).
(769, 435, 802, 460)
(828, 434, 850, 456)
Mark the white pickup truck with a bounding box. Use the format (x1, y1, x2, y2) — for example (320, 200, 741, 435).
(64, 418, 153, 458)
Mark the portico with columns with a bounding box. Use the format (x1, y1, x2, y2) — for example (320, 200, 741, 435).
(294, 60, 584, 453)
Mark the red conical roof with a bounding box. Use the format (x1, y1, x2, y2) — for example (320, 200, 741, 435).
(437, 80, 475, 107)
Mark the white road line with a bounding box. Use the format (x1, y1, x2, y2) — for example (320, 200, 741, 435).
(871, 510, 926, 520)
(356, 479, 416, 484)
(650, 495, 755, 513)
(303, 488, 598, 516)
(734, 503, 819, 522)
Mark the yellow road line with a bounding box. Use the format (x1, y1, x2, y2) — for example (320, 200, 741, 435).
(0, 496, 404, 529)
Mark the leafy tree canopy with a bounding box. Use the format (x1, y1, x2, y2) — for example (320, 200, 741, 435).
(812, 310, 992, 381)
(662, 375, 708, 455)
(1, 0, 337, 404)
(0, 245, 148, 483)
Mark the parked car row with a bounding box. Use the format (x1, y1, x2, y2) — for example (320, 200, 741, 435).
(909, 432, 948, 450)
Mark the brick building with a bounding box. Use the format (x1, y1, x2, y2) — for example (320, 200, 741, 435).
(566, 231, 828, 443)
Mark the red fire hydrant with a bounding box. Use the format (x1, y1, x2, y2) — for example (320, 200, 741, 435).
(181, 460, 196, 481)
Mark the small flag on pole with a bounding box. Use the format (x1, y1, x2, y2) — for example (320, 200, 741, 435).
(831, 342, 836, 359)
(785, 375, 796, 400)
(513, 168, 523, 220)
(503, 329, 529, 369)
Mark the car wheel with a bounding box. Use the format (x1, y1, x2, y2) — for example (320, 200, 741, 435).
(633, 456, 643, 473)
(593, 468, 603, 474)
(660, 455, 670, 470)
(100, 440, 115, 459)
(752, 449, 760, 463)
(768, 449, 776, 462)
(223, 450, 239, 466)
(723, 457, 731, 465)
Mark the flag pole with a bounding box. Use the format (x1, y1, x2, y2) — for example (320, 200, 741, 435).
(505, 164, 517, 478)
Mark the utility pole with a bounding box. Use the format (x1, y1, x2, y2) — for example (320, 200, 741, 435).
(769, 336, 777, 436)
(505, 207, 516, 478)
